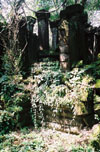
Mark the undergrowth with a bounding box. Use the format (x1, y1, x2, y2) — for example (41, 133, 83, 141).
(0, 58, 100, 150)
(1, 59, 100, 132)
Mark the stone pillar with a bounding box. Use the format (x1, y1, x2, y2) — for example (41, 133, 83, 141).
(68, 13, 88, 66)
(36, 10, 50, 50)
(58, 20, 70, 70)
(50, 20, 60, 50)
(18, 16, 38, 72)
(59, 4, 88, 70)
(26, 16, 38, 63)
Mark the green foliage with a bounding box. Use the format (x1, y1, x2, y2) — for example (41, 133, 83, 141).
(66, 0, 75, 5)
(30, 61, 95, 127)
(0, 2, 33, 133)
(84, 60, 100, 79)
(71, 145, 94, 152)
(91, 140, 100, 151)
(95, 79, 100, 88)
(0, 127, 95, 152)
(2, 50, 22, 75)
(0, 74, 32, 134)
(0, 57, 99, 132)
(85, 0, 100, 11)
(0, 58, 100, 151)
(0, 130, 44, 152)
(89, 124, 100, 151)
(50, 13, 60, 21)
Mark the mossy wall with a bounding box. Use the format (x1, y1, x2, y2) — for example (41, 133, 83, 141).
(29, 61, 100, 131)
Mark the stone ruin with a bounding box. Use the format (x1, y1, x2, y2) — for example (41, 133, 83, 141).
(58, 4, 88, 70)
(34, 4, 96, 70)
(50, 20, 60, 50)
(58, 7, 100, 69)
(36, 10, 50, 50)
(1, 4, 100, 71)
(18, 16, 39, 71)
(1, 4, 100, 132)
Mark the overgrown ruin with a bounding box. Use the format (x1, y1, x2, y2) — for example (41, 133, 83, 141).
(1, 3, 100, 134)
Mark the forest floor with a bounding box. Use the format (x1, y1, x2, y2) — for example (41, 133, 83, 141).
(0, 126, 95, 152)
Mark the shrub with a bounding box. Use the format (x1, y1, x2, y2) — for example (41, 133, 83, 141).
(0, 74, 32, 134)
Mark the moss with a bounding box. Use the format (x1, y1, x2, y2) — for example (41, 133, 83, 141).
(75, 60, 83, 68)
(95, 79, 100, 88)
(97, 53, 100, 60)
(75, 101, 88, 115)
(79, 89, 88, 101)
(94, 95, 100, 103)
(94, 95, 100, 111)
(82, 76, 93, 85)
(94, 104, 100, 111)
(78, 76, 93, 102)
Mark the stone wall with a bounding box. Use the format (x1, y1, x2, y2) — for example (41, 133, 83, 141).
(43, 88, 94, 133)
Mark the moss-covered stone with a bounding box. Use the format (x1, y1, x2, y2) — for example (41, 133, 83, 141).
(79, 76, 93, 101)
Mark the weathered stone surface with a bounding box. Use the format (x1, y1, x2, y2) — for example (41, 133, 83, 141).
(58, 4, 88, 69)
(18, 16, 38, 71)
(47, 122, 80, 134)
(69, 14, 88, 66)
(50, 20, 60, 50)
(36, 10, 50, 50)
(58, 20, 70, 70)
(44, 102, 92, 130)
